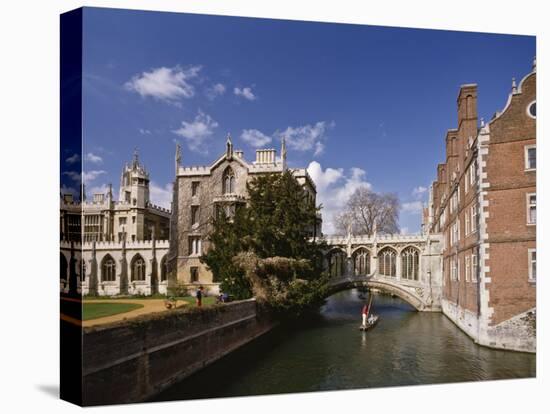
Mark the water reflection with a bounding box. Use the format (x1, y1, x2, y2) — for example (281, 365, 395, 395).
(153, 289, 535, 402)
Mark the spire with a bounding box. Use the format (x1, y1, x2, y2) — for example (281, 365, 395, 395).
(281, 136, 287, 171)
(226, 133, 233, 158)
(132, 147, 139, 169)
(511, 77, 517, 93)
(175, 142, 182, 175)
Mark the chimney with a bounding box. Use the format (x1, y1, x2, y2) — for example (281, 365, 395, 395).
(235, 150, 244, 159)
(255, 149, 276, 164)
(93, 193, 105, 203)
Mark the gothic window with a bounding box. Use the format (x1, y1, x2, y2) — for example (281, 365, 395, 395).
(160, 256, 168, 282)
(353, 248, 370, 276)
(223, 167, 235, 194)
(60, 253, 68, 281)
(101, 255, 116, 282)
(131, 254, 146, 281)
(401, 246, 419, 280)
(190, 266, 199, 282)
(81, 260, 86, 282)
(327, 249, 346, 278)
(188, 236, 202, 256)
(378, 247, 397, 277)
(191, 205, 199, 226)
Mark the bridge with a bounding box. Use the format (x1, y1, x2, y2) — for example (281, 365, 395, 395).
(321, 233, 443, 311)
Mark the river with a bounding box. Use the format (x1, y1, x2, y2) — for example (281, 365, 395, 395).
(153, 289, 535, 401)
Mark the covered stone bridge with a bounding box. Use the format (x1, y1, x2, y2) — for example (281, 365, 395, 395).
(321, 233, 443, 311)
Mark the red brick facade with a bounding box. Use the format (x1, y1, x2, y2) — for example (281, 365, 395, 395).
(426, 61, 536, 352)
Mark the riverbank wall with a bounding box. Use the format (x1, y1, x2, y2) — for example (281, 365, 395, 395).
(81, 299, 275, 406)
(441, 299, 536, 353)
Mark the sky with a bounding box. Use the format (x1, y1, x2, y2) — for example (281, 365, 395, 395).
(63, 7, 536, 235)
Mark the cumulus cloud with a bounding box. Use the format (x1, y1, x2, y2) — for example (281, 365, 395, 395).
(402, 201, 424, 214)
(206, 83, 226, 100)
(139, 128, 152, 135)
(276, 121, 332, 156)
(66, 153, 80, 164)
(83, 170, 107, 183)
(124, 65, 202, 102)
(88, 183, 110, 196)
(172, 110, 219, 154)
(234, 86, 256, 101)
(85, 152, 103, 164)
(150, 182, 172, 209)
(412, 185, 428, 198)
(307, 161, 372, 234)
(240, 129, 272, 148)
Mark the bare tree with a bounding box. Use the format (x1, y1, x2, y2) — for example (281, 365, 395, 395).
(335, 187, 400, 236)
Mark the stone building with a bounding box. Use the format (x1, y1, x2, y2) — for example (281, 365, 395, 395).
(425, 59, 536, 352)
(60, 150, 170, 243)
(168, 136, 321, 293)
(60, 150, 171, 296)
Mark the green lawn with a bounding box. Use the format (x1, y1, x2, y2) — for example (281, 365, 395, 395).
(83, 302, 144, 321)
(179, 296, 217, 306)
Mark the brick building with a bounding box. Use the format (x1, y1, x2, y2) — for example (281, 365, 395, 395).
(425, 59, 536, 352)
(168, 136, 320, 293)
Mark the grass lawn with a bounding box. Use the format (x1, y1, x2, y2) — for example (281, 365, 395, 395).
(179, 296, 216, 306)
(83, 302, 144, 321)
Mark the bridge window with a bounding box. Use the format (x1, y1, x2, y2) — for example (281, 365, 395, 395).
(353, 248, 370, 276)
(131, 254, 146, 281)
(378, 247, 396, 277)
(101, 254, 116, 282)
(401, 247, 419, 280)
(327, 249, 346, 278)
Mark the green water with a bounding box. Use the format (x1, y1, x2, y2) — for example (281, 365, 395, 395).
(153, 289, 535, 401)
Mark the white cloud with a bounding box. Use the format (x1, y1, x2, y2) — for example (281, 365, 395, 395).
(66, 153, 80, 164)
(172, 110, 219, 154)
(400, 227, 410, 235)
(62, 171, 81, 182)
(402, 201, 424, 214)
(206, 83, 226, 100)
(124, 65, 201, 102)
(277, 121, 332, 156)
(85, 152, 103, 164)
(412, 185, 428, 198)
(88, 183, 110, 196)
(307, 161, 372, 235)
(150, 182, 172, 209)
(139, 128, 152, 135)
(240, 129, 272, 148)
(233, 86, 256, 101)
(82, 170, 107, 183)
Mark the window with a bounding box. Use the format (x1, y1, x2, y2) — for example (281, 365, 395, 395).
(465, 255, 471, 282)
(160, 256, 168, 282)
(132, 216, 136, 224)
(401, 247, 419, 281)
(328, 249, 346, 278)
(192, 181, 200, 197)
(101, 255, 116, 282)
(119, 217, 127, 225)
(451, 256, 458, 281)
(378, 248, 397, 277)
(472, 253, 478, 282)
(470, 204, 477, 233)
(525, 146, 536, 170)
(190, 266, 199, 283)
(469, 161, 477, 188)
(527, 193, 536, 225)
(450, 191, 459, 213)
(528, 249, 536, 281)
(223, 168, 235, 194)
(188, 236, 202, 256)
(465, 169, 469, 194)
(451, 220, 460, 245)
(527, 101, 536, 119)
(465, 212, 470, 236)
(353, 248, 370, 276)
(193, 207, 200, 224)
(131, 254, 146, 281)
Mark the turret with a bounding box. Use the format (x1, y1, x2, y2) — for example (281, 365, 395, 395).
(118, 149, 150, 208)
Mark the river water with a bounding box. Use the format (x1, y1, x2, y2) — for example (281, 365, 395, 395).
(153, 289, 535, 401)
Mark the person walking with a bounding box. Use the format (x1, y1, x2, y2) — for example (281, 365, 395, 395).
(196, 285, 203, 307)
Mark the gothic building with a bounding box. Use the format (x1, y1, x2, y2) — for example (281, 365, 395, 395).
(168, 136, 321, 292)
(424, 59, 536, 352)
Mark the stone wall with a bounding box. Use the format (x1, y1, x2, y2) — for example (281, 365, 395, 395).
(81, 299, 274, 406)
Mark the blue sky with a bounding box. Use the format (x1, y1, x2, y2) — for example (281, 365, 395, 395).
(64, 7, 535, 235)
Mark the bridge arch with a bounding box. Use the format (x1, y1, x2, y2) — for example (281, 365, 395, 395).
(326, 276, 429, 311)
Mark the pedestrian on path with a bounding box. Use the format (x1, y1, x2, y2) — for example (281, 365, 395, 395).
(196, 285, 204, 307)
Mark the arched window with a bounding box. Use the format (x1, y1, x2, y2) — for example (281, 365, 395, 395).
(101, 254, 116, 282)
(131, 254, 146, 281)
(328, 249, 346, 278)
(160, 256, 168, 282)
(353, 248, 370, 276)
(378, 247, 397, 277)
(223, 167, 235, 194)
(81, 260, 86, 282)
(401, 247, 419, 280)
(60, 253, 68, 281)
